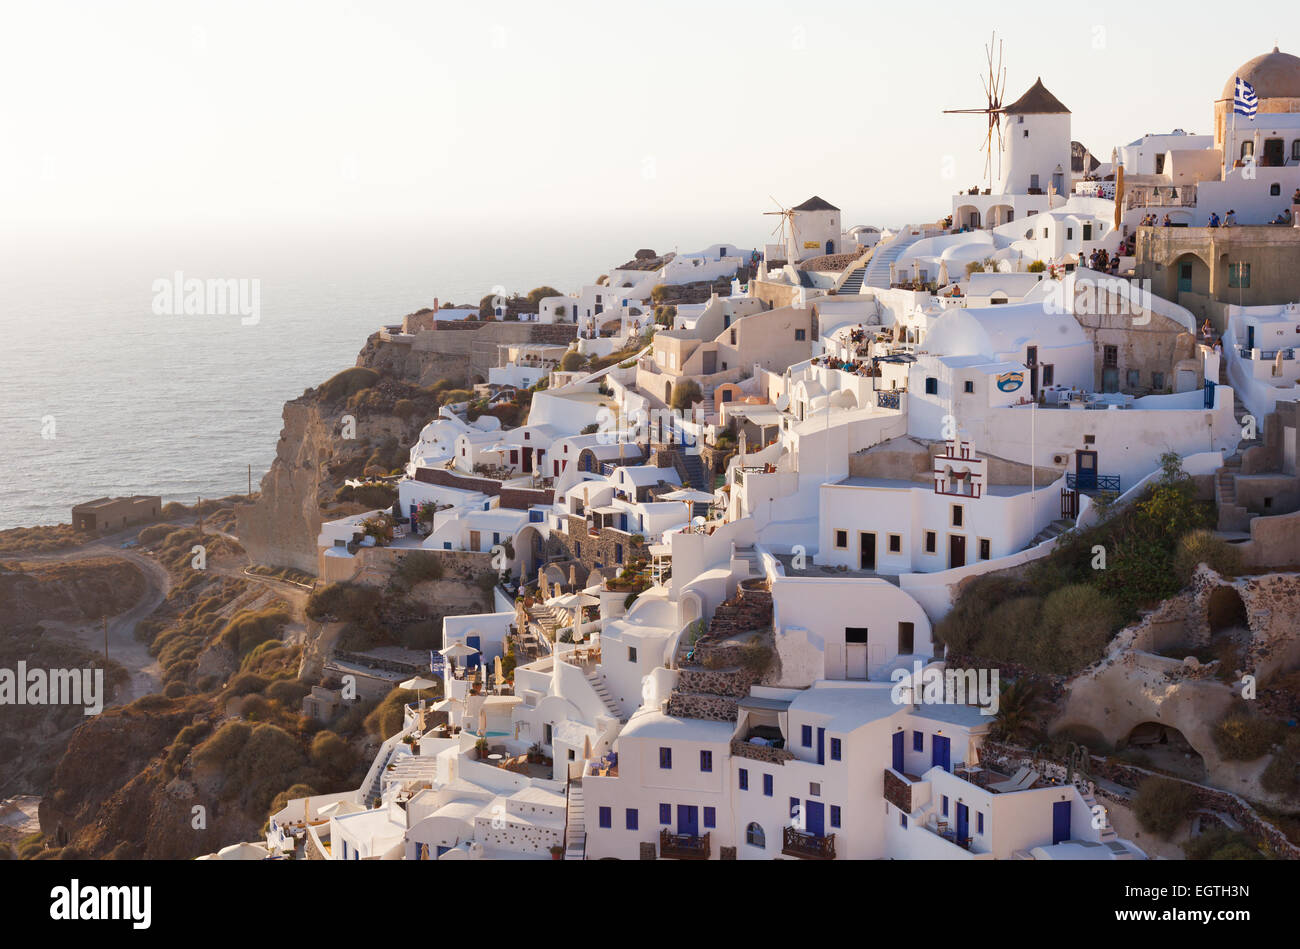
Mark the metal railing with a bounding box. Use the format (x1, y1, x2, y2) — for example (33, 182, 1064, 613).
(1065, 473, 1121, 492)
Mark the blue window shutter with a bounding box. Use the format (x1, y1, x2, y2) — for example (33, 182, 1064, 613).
(626, 809, 638, 831)
(830, 738, 841, 761)
(739, 768, 748, 790)
(660, 747, 672, 769)
(789, 797, 800, 820)
(598, 806, 611, 828)
(763, 774, 773, 796)
(977, 812, 984, 835)
(700, 750, 712, 772)
(912, 731, 923, 752)
(801, 725, 812, 747)
(830, 805, 841, 828)
(942, 796, 949, 817)
(659, 803, 671, 824)
(703, 807, 716, 829)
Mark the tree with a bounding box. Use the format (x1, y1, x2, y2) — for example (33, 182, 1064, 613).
(527, 286, 561, 305)
(670, 379, 702, 411)
(990, 679, 1047, 744)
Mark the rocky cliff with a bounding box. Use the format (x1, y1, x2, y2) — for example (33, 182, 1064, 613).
(238, 321, 577, 574)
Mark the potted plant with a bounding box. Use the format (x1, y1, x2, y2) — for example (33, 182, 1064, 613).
(527, 741, 545, 764)
(549, 843, 566, 860)
(474, 737, 490, 760)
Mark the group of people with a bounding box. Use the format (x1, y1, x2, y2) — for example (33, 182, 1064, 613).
(1206, 210, 1238, 227)
(1082, 247, 1121, 274)
(1137, 213, 1175, 227)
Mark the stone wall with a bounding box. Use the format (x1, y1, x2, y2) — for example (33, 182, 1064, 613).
(980, 739, 1300, 859)
(732, 739, 794, 766)
(664, 692, 738, 721)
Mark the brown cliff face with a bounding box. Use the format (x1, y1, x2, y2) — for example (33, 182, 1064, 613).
(237, 323, 577, 574)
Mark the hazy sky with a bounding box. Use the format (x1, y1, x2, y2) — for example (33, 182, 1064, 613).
(1, 0, 1294, 245)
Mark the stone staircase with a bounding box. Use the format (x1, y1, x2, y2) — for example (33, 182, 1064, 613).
(680, 450, 709, 493)
(1213, 362, 1263, 532)
(865, 229, 927, 289)
(700, 389, 716, 420)
(836, 266, 866, 295)
(1026, 518, 1074, 548)
(585, 669, 626, 723)
(565, 780, 586, 860)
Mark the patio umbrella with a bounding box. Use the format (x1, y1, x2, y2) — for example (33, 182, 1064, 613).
(659, 488, 716, 504)
(440, 642, 479, 660)
(399, 675, 438, 703)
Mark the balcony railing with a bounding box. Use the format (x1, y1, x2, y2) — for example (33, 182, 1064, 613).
(659, 828, 710, 860)
(877, 391, 901, 410)
(1065, 473, 1121, 493)
(782, 826, 835, 860)
(1239, 347, 1295, 361)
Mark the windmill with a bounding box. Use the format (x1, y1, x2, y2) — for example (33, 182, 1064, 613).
(763, 196, 797, 257)
(943, 32, 1008, 192)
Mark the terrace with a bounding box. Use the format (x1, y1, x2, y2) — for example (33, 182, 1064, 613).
(782, 826, 836, 860)
(660, 827, 710, 860)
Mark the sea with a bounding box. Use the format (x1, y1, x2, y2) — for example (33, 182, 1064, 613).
(0, 220, 752, 530)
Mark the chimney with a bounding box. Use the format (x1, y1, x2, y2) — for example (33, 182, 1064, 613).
(433, 297, 440, 313)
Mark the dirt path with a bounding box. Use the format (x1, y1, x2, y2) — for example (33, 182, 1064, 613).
(20, 540, 172, 705)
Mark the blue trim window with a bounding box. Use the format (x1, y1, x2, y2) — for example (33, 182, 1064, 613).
(942, 795, 949, 817)
(598, 806, 611, 829)
(763, 774, 773, 797)
(801, 725, 812, 747)
(912, 731, 923, 752)
(789, 797, 800, 821)
(830, 805, 841, 828)
(703, 807, 716, 829)
(739, 768, 749, 791)
(900, 812, 908, 828)
(659, 803, 671, 824)
(626, 809, 639, 831)
(659, 747, 672, 769)
(830, 738, 842, 761)
(977, 812, 984, 835)
(700, 750, 712, 772)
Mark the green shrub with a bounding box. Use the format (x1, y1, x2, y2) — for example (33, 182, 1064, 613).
(267, 678, 310, 705)
(194, 721, 253, 767)
(1173, 529, 1243, 585)
(1133, 775, 1196, 839)
(560, 351, 585, 372)
(1213, 713, 1284, 761)
(310, 730, 357, 778)
(1183, 826, 1264, 860)
(318, 367, 379, 403)
(226, 671, 272, 696)
(219, 608, 291, 658)
(364, 688, 421, 739)
(306, 583, 380, 623)
(396, 551, 444, 587)
(1037, 584, 1118, 672)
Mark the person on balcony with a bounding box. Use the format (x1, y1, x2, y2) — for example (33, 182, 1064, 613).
(1224, 209, 1237, 227)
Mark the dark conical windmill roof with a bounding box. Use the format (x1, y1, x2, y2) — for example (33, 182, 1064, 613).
(1001, 78, 1070, 115)
(792, 195, 839, 212)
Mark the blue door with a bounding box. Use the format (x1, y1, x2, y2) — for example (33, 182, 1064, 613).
(892, 731, 904, 772)
(956, 802, 969, 843)
(931, 735, 951, 772)
(466, 635, 481, 670)
(677, 805, 699, 837)
(1052, 801, 1071, 845)
(1204, 379, 1216, 409)
(805, 801, 825, 838)
(816, 727, 825, 765)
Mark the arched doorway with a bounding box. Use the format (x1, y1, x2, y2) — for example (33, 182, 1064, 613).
(1168, 252, 1209, 302)
(1207, 586, 1248, 635)
(1122, 721, 1205, 781)
(826, 239, 835, 255)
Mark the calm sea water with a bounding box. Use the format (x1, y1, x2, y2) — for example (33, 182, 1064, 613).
(0, 221, 736, 530)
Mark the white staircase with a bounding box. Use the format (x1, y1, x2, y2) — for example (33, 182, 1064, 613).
(864, 230, 927, 289)
(585, 669, 626, 723)
(733, 544, 760, 577)
(565, 781, 586, 860)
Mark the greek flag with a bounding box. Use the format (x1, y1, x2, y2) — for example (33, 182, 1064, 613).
(1233, 77, 1258, 117)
